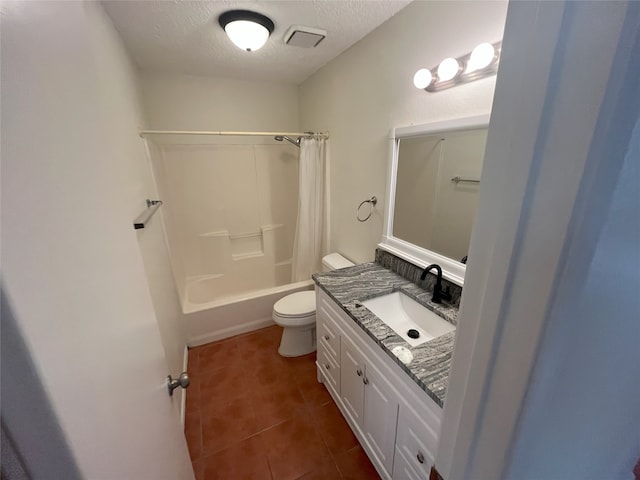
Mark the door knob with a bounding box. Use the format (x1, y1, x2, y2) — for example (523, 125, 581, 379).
(167, 372, 190, 396)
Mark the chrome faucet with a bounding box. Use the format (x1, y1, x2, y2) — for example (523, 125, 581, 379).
(420, 264, 452, 304)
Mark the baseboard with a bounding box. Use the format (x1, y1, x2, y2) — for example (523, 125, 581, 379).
(188, 317, 276, 347)
(181, 345, 188, 428)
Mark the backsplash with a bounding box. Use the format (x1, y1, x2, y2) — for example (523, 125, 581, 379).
(374, 249, 463, 307)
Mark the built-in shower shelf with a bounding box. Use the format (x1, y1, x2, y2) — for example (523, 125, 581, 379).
(195, 224, 290, 270)
(261, 224, 284, 232)
(186, 273, 224, 284)
(232, 251, 265, 261)
(229, 231, 262, 240)
(199, 230, 229, 238)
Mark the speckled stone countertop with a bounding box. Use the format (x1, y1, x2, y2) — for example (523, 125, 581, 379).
(313, 262, 458, 408)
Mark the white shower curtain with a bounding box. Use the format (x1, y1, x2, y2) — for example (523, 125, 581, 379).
(291, 137, 327, 282)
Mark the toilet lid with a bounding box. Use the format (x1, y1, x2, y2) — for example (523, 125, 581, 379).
(274, 291, 316, 317)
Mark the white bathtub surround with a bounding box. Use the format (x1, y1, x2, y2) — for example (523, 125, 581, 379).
(152, 142, 299, 286)
(292, 137, 328, 281)
(146, 140, 307, 342)
(186, 280, 314, 346)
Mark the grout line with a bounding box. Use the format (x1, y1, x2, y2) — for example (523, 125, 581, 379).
(188, 325, 373, 479)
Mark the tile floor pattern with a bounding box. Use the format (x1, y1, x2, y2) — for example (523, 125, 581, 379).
(185, 325, 382, 480)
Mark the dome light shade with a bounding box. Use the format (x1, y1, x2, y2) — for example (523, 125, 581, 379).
(219, 10, 275, 52)
(413, 68, 433, 89)
(467, 42, 496, 72)
(437, 57, 461, 81)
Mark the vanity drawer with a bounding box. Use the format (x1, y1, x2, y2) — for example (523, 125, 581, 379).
(395, 404, 438, 478)
(317, 347, 340, 395)
(318, 316, 340, 361)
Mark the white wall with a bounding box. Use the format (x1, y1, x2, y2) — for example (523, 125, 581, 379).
(299, 1, 508, 263)
(437, 1, 639, 478)
(1, 1, 192, 477)
(137, 73, 300, 283)
(137, 72, 302, 342)
(503, 6, 640, 471)
(507, 119, 640, 480)
(85, 1, 187, 419)
(139, 72, 299, 132)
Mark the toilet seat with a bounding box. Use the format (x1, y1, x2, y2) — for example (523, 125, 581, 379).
(273, 291, 316, 318)
(273, 311, 315, 328)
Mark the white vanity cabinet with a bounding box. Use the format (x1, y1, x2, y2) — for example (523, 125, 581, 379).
(315, 288, 443, 480)
(340, 336, 398, 475)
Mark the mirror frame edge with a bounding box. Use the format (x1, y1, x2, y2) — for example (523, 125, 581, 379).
(380, 113, 491, 287)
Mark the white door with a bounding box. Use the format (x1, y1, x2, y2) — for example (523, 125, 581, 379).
(1, 2, 194, 478)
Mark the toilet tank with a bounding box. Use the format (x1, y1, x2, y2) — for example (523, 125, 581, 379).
(321, 253, 355, 272)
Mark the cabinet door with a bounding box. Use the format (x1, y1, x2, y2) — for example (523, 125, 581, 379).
(363, 360, 399, 476)
(340, 337, 365, 428)
(392, 448, 423, 480)
(395, 404, 437, 479)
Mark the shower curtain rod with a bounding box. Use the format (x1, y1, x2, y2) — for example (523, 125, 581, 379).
(138, 129, 329, 139)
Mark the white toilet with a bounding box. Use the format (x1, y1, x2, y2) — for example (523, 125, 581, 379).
(273, 253, 354, 357)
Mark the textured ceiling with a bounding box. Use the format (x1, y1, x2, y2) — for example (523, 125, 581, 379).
(101, 1, 411, 85)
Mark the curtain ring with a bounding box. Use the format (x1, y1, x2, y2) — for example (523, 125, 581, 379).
(356, 196, 378, 222)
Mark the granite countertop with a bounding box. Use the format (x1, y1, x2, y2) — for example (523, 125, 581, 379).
(313, 262, 458, 408)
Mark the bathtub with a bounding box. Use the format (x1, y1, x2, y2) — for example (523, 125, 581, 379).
(183, 277, 314, 346)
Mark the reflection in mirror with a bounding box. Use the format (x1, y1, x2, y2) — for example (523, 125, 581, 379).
(393, 128, 487, 264)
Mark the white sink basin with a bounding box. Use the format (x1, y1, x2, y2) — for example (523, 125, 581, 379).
(362, 291, 455, 347)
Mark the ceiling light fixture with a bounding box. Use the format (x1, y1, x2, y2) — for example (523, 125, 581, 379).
(413, 41, 502, 92)
(219, 10, 275, 52)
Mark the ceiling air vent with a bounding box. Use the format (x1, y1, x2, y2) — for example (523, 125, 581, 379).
(283, 25, 326, 48)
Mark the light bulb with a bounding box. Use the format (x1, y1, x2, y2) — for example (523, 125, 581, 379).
(467, 43, 496, 72)
(437, 58, 460, 82)
(225, 20, 270, 51)
(413, 69, 433, 89)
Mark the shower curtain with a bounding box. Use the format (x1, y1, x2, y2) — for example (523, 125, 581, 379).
(291, 137, 327, 282)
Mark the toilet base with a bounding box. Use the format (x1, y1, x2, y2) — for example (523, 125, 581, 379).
(278, 326, 316, 357)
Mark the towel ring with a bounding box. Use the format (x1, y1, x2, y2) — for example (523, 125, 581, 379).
(356, 196, 378, 222)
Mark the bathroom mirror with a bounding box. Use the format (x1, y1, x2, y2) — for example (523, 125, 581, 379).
(380, 114, 490, 285)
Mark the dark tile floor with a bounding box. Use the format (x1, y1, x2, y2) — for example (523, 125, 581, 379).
(185, 325, 381, 480)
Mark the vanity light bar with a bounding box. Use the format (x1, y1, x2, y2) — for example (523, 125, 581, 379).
(413, 41, 502, 92)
